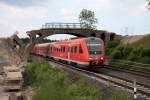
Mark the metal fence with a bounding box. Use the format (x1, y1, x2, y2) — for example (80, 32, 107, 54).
(42, 23, 82, 29)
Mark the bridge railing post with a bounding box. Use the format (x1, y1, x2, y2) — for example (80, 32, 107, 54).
(133, 79, 137, 100)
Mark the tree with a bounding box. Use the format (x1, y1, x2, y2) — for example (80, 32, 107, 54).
(79, 9, 98, 29)
(146, 0, 150, 9)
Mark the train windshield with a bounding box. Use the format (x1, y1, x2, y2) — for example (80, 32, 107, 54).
(86, 37, 102, 55)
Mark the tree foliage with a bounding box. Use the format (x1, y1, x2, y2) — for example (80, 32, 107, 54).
(147, 0, 150, 9)
(79, 9, 98, 29)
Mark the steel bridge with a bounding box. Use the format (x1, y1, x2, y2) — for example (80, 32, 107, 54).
(27, 23, 115, 44)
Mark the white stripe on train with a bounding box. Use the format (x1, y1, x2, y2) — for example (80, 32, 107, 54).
(51, 55, 89, 66)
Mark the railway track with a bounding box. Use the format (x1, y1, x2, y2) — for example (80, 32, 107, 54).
(99, 69, 150, 87)
(109, 60, 150, 73)
(103, 65, 150, 79)
(47, 58, 150, 99)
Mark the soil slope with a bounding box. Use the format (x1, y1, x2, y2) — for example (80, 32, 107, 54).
(121, 33, 150, 46)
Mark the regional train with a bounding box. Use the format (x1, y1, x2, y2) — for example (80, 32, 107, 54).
(31, 37, 106, 68)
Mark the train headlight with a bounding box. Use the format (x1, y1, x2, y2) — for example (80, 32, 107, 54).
(100, 57, 104, 60)
(89, 58, 93, 60)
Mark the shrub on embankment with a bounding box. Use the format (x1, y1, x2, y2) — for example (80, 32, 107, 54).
(107, 39, 150, 64)
(24, 62, 100, 100)
(24, 62, 132, 100)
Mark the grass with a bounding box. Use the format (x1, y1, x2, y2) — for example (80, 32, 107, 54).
(108, 90, 132, 100)
(24, 62, 100, 100)
(24, 61, 132, 100)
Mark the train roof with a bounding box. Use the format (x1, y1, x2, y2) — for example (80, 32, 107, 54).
(34, 37, 103, 47)
(50, 37, 103, 45)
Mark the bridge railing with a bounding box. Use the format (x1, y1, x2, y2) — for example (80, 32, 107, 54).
(42, 23, 83, 29)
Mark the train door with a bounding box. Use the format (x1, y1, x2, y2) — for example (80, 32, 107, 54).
(47, 45, 50, 57)
(78, 44, 83, 61)
(68, 45, 71, 64)
(72, 45, 78, 61)
(70, 46, 74, 60)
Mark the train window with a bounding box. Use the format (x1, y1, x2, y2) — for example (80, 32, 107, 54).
(79, 45, 83, 53)
(62, 46, 63, 51)
(71, 47, 72, 52)
(74, 46, 77, 53)
(63, 47, 65, 52)
(60, 47, 62, 52)
(61, 47, 63, 52)
(71, 47, 74, 53)
(64, 47, 66, 52)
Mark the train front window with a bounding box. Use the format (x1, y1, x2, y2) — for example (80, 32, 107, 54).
(87, 44, 102, 55)
(86, 37, 103, 55)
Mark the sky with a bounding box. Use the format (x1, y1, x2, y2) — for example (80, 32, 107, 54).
(0, 0, 150, 39)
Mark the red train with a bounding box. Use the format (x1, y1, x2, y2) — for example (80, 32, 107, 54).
(32, 37, 106, 68)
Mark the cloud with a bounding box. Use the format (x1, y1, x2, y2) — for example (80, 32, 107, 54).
(0, 0, 51, 7)
(0, 0, 149, 38)
(0, 3, 48, 37)
(128, 3, 149, 16)
(59, 8, 78, 21)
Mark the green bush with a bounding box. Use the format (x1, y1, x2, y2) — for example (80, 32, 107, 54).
(122, 45, 133, 58)
(140, 57, 150, 64)
(66, 78, 100, 100)
(24, 62, 101, 100)
(141, 47, 150, 57)
(131, 46, 143, 57)
(115, 45, 124, 55)
(108, 39, 120, 48)
(24, 62, 132, 100)
(107, 48, 113, 56)
(108, 90, 132, 100)
(32, 72, 70, 100)
(110, 50, 122, 59)
(128, 51, 141, 61)
(24, 62, 53, 86)
(107, 43, 150, 64)
(107, 39, 120, 56)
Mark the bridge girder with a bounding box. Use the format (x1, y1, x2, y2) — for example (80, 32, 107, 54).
(27, 28, 115, 45)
